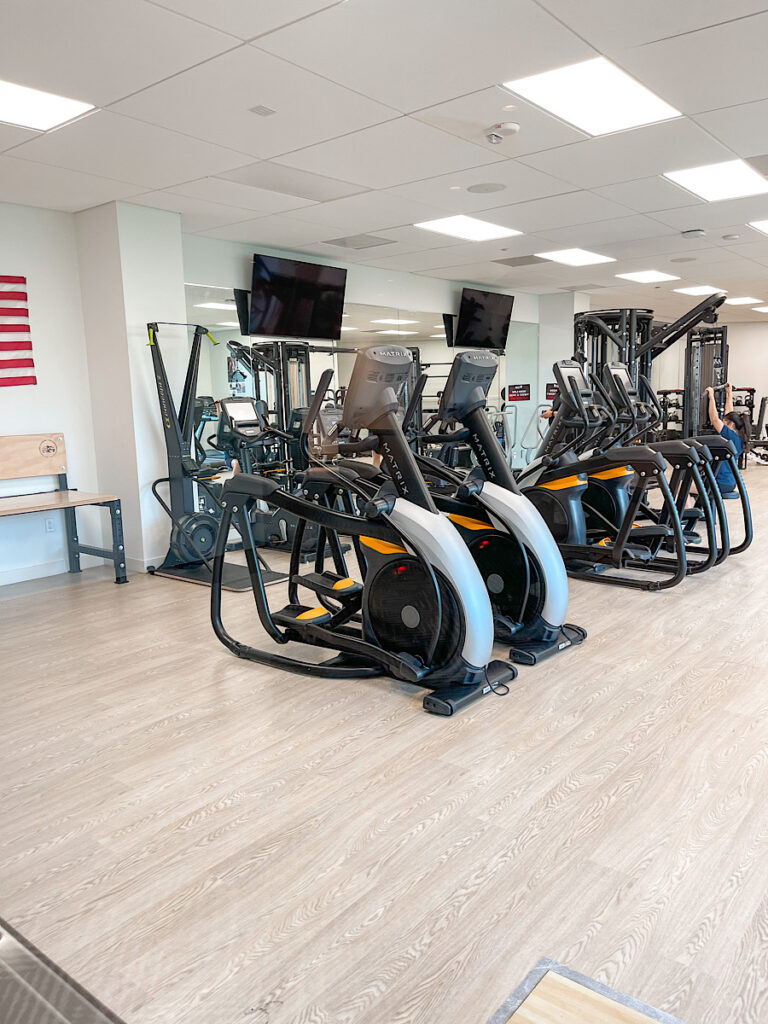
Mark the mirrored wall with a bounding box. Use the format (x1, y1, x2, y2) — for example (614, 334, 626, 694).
(184, 282, 539, 465)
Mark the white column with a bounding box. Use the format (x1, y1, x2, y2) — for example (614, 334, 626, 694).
(76, 202, 188, 570)
(537, 292, 590, 403)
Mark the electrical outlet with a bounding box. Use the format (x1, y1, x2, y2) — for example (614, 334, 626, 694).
(45, 518, 55, 533)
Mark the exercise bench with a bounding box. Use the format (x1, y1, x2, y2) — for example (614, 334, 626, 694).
(0, 432, 128, 584)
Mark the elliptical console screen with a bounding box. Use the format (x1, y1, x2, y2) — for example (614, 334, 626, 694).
(453, 288, 514, 349)
(223, 399, 260, 425)
(249, 254, 347, 340)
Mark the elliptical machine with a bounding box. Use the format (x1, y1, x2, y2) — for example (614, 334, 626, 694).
(388, 351, 587, 664)
(211, 345, 517, 715)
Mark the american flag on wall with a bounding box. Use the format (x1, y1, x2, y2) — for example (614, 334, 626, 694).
(0, 275, 36, 387)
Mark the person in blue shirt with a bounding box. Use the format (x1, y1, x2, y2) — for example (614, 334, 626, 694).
(705, 383, 749, 494)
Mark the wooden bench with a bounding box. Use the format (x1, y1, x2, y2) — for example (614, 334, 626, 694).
(0, 433, 128, 584)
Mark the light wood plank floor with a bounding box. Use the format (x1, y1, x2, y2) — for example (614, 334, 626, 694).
(1, 474, 767, 1024)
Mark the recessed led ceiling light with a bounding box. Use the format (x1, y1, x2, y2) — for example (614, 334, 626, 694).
(342, 313, 349, 317)
(748, 219, 768, 236)
(616, 270, 680, 283)
(449, 185, 462, 191)
(430, 333, 446, 338)
(194, 302, 236, 309)
(724, 296, 762, 305)
(215, 322, 240, 327)
(664, 160, 768, 202)
(535, 248, 616, 266)
(376, 329, 418, 335)
(340, 326, 357, 331)
(0, 78, 94, 130)
(371, 318, 420, 325)
(673, 285, 726, 295)
(752, 306, 768, 313)
(414, 215, 522, 241)
(503, 56, 680, 136)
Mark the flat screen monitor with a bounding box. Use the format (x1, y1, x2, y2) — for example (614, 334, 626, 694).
(453, 288, 514, 350)
(249, 254, 347, 340)
(233, 288, 250, 335)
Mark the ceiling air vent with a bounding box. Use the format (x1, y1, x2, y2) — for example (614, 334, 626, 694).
(323, 234, 396, 249)
(493, 256, 548, 268)
(249, 104, 276, 117)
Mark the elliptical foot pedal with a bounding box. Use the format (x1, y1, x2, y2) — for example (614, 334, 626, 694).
(272, 604, 333, 627)
(423, 660, 516, 716)
(291, 571, 363, 599)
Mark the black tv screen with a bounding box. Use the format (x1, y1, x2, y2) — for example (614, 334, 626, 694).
(453, 288, 514, 349)
(249, 254, 347, 340)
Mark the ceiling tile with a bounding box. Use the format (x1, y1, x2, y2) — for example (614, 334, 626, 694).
(9, 111, 254, 189)
(650, 196, 768, 231)
(411, 87, 587, 158)
(111, 45, 398, 160)
(0, 155, 140, 212)
(364, 235, 555, 272)
(168, 176, 317, 213)
(420, 262, 513, 285)
(257, 0, 593, 112)
(196, 213, 348, 246)
(695, 98, 768, 158)
(613, 13, 768, 115)
(481, 191, 634, 233)
(604, 235, 730, 260)
(149, 0, 343, 40)
(282, 190, 449, 233)
(519, 119, 733, 189)
(594, 177, 702, 213)
(219, 162, 365, 201)
(539, 214, 678, 248)
(273, 117, 503, 190)
(0, 0, 237, 107)
(0, 123, 40, 153)
(388, 160, 575, 214)
(128, 192, 257, 232)
(536, 0, 768, 50)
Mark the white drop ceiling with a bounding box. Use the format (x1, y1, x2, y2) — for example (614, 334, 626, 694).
(3, 0, 768, 322)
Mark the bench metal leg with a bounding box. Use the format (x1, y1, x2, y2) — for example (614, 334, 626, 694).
(63, 505, 81, 574)
(108, 500, 128, 584)
(66, 500, 129, 584)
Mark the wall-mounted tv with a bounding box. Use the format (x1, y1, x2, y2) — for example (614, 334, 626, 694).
(249, 254, 347, 340)
(452, 287, 514, 349)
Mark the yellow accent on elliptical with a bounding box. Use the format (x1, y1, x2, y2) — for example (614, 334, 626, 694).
(588, 466, 634, 480)
(448, 513, 491, 531)
(296, 607, 328, 620)
(360, 536, 408, 554)
(537, 474, 583, 491)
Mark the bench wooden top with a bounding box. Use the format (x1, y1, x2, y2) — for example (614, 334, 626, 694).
(0, 490, 118, 517)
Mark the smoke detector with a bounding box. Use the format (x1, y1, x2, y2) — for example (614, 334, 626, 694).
(485, 122, 521, 144)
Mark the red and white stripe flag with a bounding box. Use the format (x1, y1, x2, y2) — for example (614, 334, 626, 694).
(0, 275, 36, 387)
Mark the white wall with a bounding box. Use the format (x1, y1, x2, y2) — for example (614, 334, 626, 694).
(723, 322, 768, 406)
(0, 202, 102, 585)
